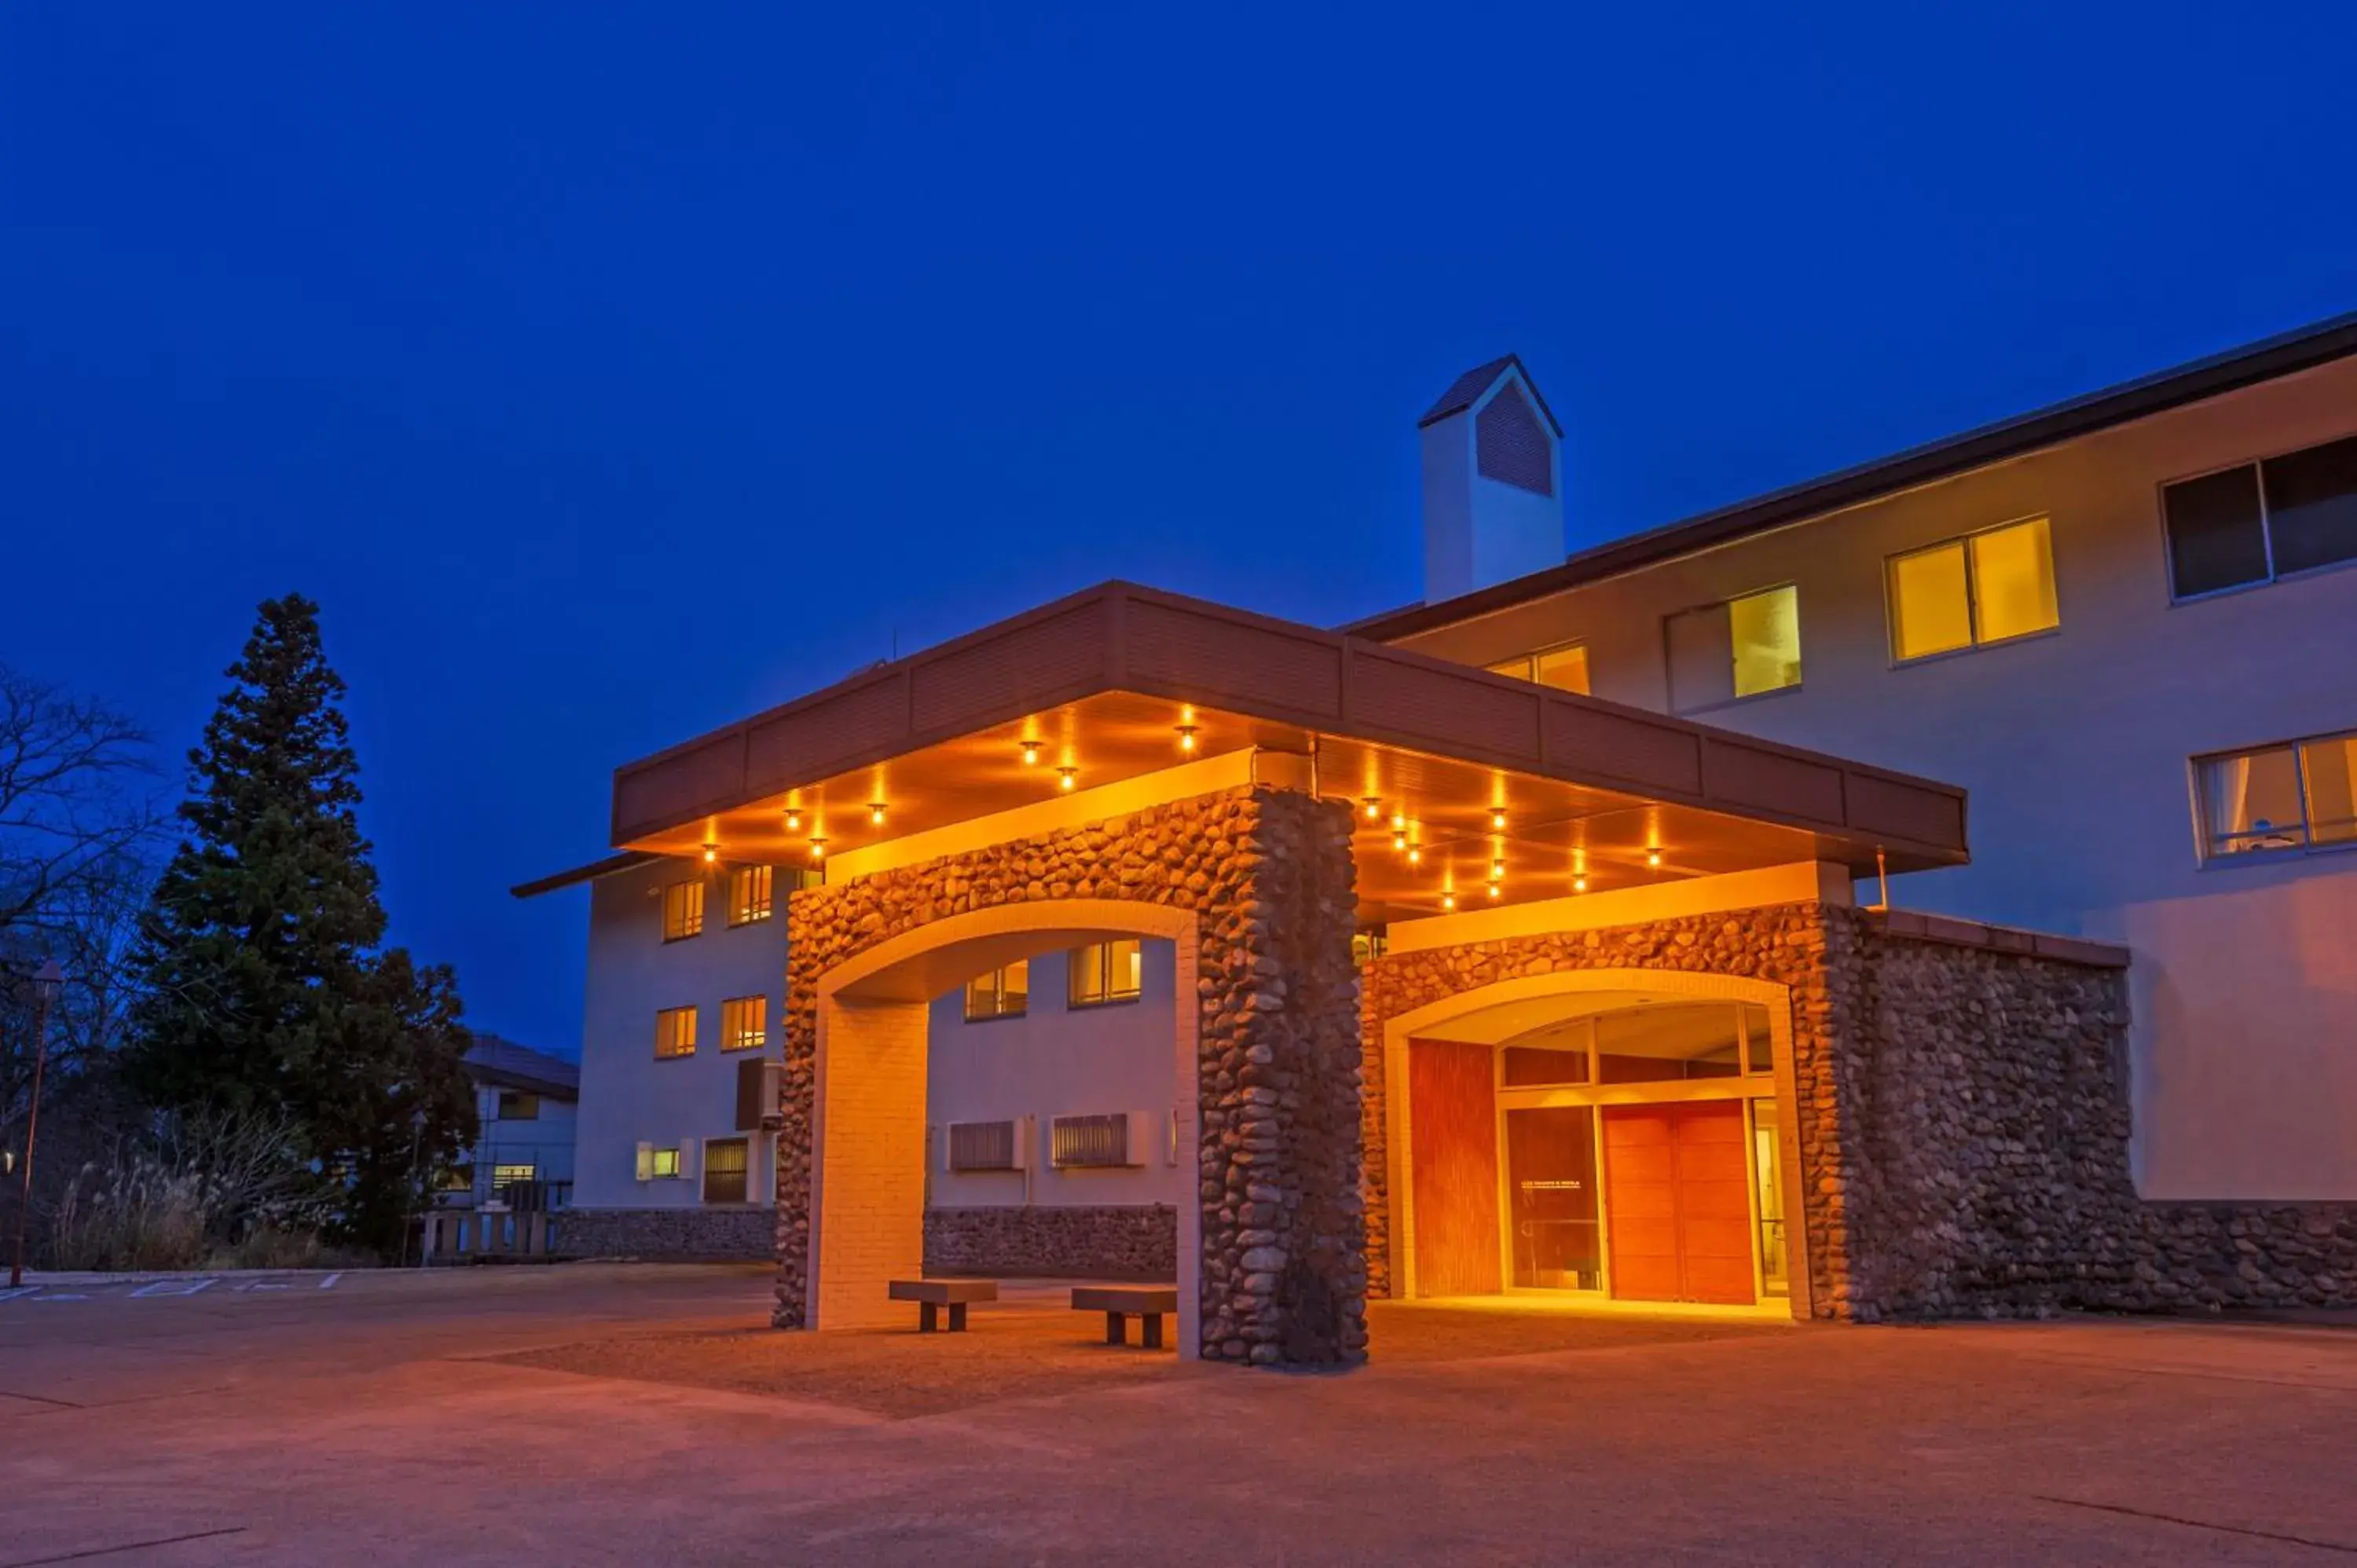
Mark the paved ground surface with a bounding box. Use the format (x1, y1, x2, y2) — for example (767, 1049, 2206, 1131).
(4, 1264, 2355, 1566)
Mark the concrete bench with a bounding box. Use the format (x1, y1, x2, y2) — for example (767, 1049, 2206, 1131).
(887, 1277, 998, 1332)
(1072, 1285, 1179, 1350)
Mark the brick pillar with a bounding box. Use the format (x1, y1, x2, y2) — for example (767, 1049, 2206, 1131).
(808, 996, 929, 1330)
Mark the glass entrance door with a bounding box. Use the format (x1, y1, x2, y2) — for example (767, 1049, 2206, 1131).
(1504, 1106, 1601, 1290)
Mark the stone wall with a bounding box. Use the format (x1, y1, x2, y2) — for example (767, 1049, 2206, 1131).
(775, 784, 1367, 1365)
(558, 1206, 774, 1260)
(924, 1205, 1177, 1280)
(1362, 900, 2357, 1322)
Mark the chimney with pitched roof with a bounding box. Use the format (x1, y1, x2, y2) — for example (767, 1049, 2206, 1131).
(1417, 355, 1564, 603)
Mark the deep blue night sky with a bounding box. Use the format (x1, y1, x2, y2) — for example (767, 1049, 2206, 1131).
(5, 4, 2352, 1056)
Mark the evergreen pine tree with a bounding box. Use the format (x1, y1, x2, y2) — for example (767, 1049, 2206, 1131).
(125, 595, 475, 1254)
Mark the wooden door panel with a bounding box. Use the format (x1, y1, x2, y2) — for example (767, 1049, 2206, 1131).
(1604, 1100, 1758, 1306)
(1408, 1039, 1502, 1297)
(1671, 1101, 1755, 1306)
(1603, 1106, 1677, 1302)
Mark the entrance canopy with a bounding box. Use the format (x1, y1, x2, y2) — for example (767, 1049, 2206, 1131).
(596, 583, 1967, 922)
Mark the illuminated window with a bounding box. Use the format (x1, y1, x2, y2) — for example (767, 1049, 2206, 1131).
(702, 1138, 750, 1205)
(440, 1165, 475, 1192)
(1069, 940, 1143, 1007)
(2165, 434, 2357, 599)
(1729, 585, 1802, 698)
(492, 1163, 537, 1186)
(2195, 730, 2357, 863)
(662, 879, 705, 942)
(721, 995, 767, 1052)
(1668, 587, 1801, 710)
(1485, 643, 1590, 695)
(728, 864, 773, 925)
(649, 1146, 681, 1179)
(963, 962, 1029, 1021)
(1888, 517, 2058, 661)
(1351, 929, 1390, 967)
(654, 1006, 698, 1059)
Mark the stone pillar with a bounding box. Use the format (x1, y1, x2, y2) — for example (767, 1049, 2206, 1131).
(1194, 787, 1367, 1365)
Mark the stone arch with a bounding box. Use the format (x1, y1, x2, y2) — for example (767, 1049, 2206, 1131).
(1372, 962, 1813, 1318)
(769, 785, 1368, 1366)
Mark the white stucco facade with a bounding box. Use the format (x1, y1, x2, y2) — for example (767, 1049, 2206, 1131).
(572, 857, 786, 1211)
(925, 939, 1189, 1211)
(1392, 354, 2357, 1200)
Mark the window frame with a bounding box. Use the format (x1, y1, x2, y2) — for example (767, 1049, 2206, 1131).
(650, 1146, 682, 1180)
(720, 995, 768, 1052)
(1484, 639, 1592, 695)
(654, 1004, 698, 1060)
(962, 962, 1030, 1023)
(1884, 512, 2062, 667)
(661, 878, 706, 943)
(1667, 584, 1803, 713)
(727, 863, 774, 926)
(495, 1090, 540, 1122)
(2160, 432, 2357, 605)
(2190, 727, 2357, 868)
(1067, 939, 1143, 1009)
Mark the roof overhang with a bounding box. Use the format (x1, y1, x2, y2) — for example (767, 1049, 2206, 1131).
(1355, 307, 2357, 642)
(509, 850, 662, 901)
(599, 584, 1967, 924)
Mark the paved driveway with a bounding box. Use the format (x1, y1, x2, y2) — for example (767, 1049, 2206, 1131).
(3, 1265, 2354, 1565)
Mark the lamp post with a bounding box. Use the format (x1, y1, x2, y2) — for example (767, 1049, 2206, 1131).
(9, 959, 64, 1290)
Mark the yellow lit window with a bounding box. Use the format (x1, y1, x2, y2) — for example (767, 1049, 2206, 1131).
(1889, 542, 1974, 660)
(1728, 585, 1802, 698)
(964, 962, 1029, 1020)
(1485, 643, 1590, 694)
(728, 864, 773, 925)
(1888, 517, 2058, 661)
(1533, 643, 1590, 694)
(721, 995, 767, 1052)
(1069, 939, 1143, 1007)
(662, 879, 705, 941)
(654, 1006, 698, 1059)
(650, 1146, 681, 1179)
(2197, 729, 2357, 861)
(1971, 518, 2060, 643)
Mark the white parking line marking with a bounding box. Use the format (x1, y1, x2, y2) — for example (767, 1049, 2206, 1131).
(318, 1273, 343, 1291)
(38, 1292, 90, 1301)
(232, 1280, 291, 1292)
(0, 1285, 37, 1302)
(130, 1277, 218, 1299)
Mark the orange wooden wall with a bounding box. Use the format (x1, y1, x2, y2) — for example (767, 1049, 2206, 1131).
(1408, 1039, 1502, 1296)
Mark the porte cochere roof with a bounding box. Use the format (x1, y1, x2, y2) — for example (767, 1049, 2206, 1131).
(543, 584, 1968, 924)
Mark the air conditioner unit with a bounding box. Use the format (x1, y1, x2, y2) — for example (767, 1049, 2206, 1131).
(1048, 1112, 1156, 1170)
(944, 1119, 1025, 1173)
